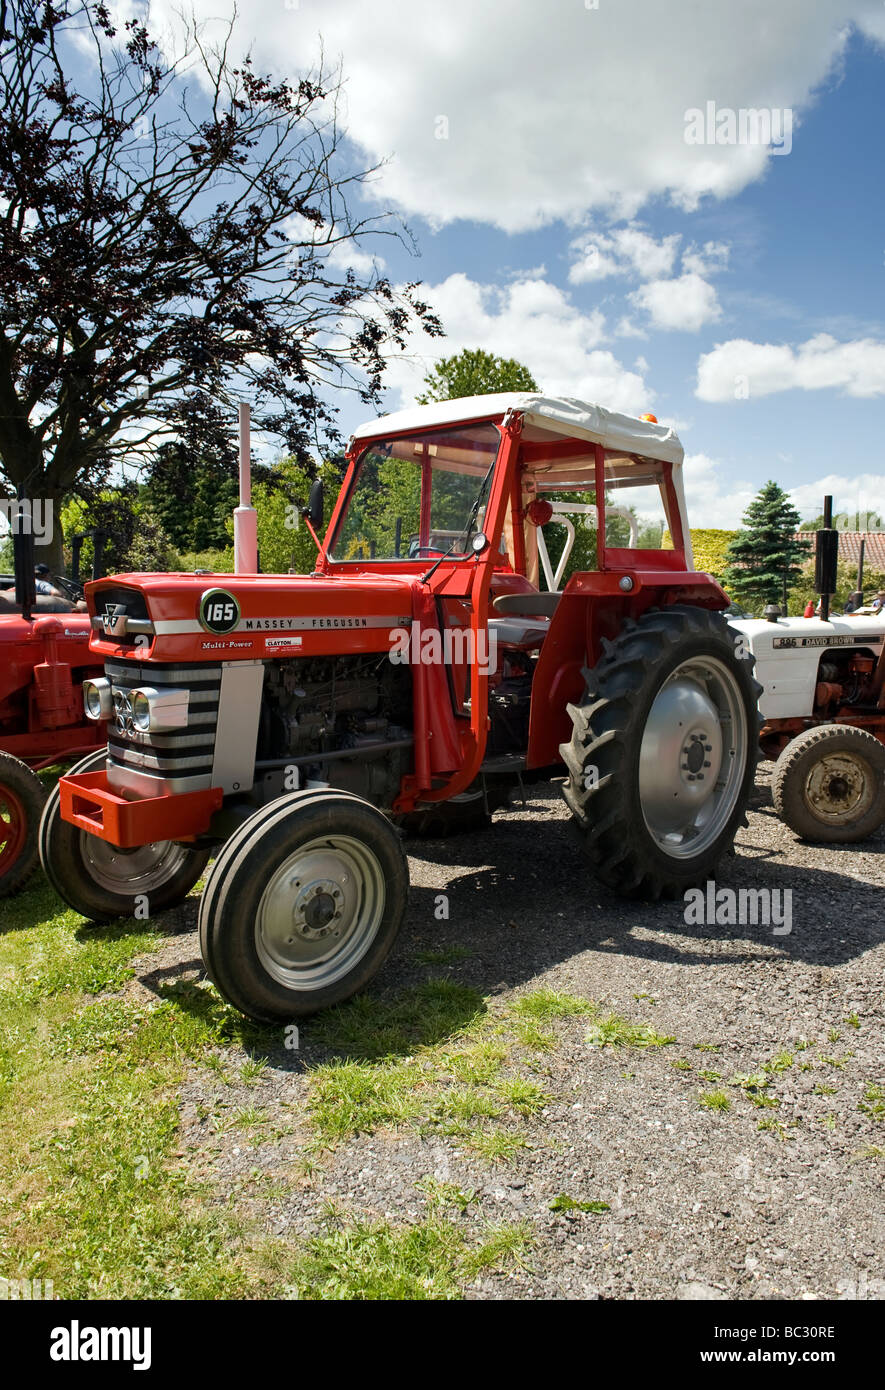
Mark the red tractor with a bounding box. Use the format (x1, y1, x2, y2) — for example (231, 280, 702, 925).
(0, 519, 106, 896)
(40, 395, 760, 1020)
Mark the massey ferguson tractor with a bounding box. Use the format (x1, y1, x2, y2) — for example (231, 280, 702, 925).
(731, 500, 885, 844)
(39, 395, 761, 1022)
(0, 520, 105, 896)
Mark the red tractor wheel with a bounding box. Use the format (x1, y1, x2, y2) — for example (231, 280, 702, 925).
(0, 752, 47, 898)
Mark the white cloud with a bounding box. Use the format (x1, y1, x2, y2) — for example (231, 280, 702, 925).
(614, 317, 648, 339)
(681, 452, 757, 529)
(677, 455, 885, 530)
(788, 473, 885, 525)
(696, 334, 885, 400)
(631, 272, 722, 332)
(567, 242, 623, 284)
(612, 228, 682, 279)
(381, 272, 651, 415)
(282, 214, 385, 274)
(681, 240, 731, 277)
(149, 0, 884, 232)
(568, 226, 681, 285)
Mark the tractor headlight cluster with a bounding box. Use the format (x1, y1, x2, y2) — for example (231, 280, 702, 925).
(83, 678, 112, 721)
(125, 687, 190, 733)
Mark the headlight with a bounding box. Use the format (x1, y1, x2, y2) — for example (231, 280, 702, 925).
(126, 687, 189, 732)
(131, 690, 152, 731)
(83, 678, 112, 721)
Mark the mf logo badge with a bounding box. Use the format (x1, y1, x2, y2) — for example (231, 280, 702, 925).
(102, 602, 127, 637)
(112, 688, 134, 732)
(199, 588, 240, 635)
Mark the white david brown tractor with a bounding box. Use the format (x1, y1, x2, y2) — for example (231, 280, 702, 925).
(39, 394, 762, 1023)
(730, 506, 885, 843)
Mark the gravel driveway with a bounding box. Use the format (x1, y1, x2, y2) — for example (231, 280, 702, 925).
(132, 765, 885, 1300)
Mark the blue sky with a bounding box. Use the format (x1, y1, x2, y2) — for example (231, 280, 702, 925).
(147, 3, 885, 525)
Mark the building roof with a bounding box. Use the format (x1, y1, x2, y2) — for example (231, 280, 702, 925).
(351, 393, 685, 466)
(794, 531, 885, 573)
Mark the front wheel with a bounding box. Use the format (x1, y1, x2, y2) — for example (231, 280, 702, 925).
(38, 748, 211, 921)
(561, 605, 761, 898)
(772, 724, 885, 843)
(0, 753, 47, 898)
(199, 789, 409, 1022)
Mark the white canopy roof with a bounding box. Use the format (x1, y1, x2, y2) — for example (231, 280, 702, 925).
(351, 393, 684, 467)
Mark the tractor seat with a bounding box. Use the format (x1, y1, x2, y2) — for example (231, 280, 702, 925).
(488, 617, 551, 650)
(492, 591, 562, 618)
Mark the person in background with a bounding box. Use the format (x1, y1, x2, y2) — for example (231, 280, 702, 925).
(871, 591, 885, 613)
(33, 562, 63, 598)
(843, 590, 863, 614)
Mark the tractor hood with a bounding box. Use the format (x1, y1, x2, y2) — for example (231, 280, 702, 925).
(730, 614, 885, 720)
(85, 570, 417, 664)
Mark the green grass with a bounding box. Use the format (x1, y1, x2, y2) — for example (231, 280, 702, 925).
(414, 946, 473, 967)
(586, 1013, 675, 1049)
(858, 1084, 885, 1121)
(549, 1193, 610, 1214)
(466, 1127, 527, 1164)
(763, 1050, 794, 1074)
(0, 880, 707, 1300)
(1, 880, 550, 1301)
(304, 987, 668, 1151)
(699, 1089, 731, 1112)
(757, 1118, 791, 1141)
(512, 990, 596, 1020)
(415, 1177, 476, 1214)
(273, 1212, 532, 1300)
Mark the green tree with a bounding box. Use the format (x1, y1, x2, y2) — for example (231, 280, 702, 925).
(723, 481, 810, 612)
(60, 490, 179, 575)
(244, 458, 342, 575)
(417, 349, 537, 403)
(144, 442, 275, 554)
(0, 2, 440, 570)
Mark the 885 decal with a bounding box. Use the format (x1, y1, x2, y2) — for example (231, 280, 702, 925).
(199, 588, 241, 635)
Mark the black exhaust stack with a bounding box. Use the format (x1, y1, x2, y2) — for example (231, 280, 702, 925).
(815, 495, 839, 623)
(12, 493, 37, 621)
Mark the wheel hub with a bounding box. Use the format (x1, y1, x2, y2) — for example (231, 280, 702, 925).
(256, 836, 385, 989)
(294, 877, 343, 939)
(806, 753, 871, 821)
(81, 834, 189, 895)
(638, 656, 747, 858)
(0, 785, 27, 868)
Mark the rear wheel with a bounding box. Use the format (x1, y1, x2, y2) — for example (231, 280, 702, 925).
(561, 605, 760, 898)
(772, 724, 885, 843)
(199, 789, 408, 1022)
(0, 753, 47, 898)
(38, 748, 210, 921)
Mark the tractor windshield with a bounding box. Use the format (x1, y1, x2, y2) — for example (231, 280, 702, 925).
(330, 422, 501, 561)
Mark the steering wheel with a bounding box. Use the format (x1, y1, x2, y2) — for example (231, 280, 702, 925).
(409, 545, 447, 558)
(53, 574, 85, 601)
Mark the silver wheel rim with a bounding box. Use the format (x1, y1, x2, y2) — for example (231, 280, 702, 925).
(81, 834, 190, 895)
(639, 655, 748, 860)
(804, 752, 874, 825)
(255, 834, 385, 991)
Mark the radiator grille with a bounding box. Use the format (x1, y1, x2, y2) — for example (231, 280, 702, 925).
(104, 658, 222, 784)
